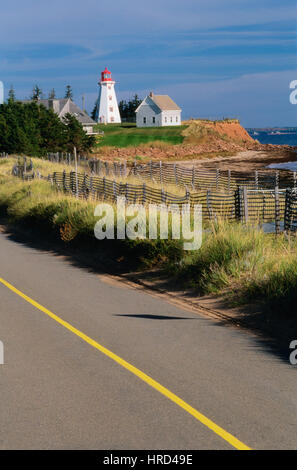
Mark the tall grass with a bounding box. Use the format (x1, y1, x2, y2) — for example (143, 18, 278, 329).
(167, 219, 297, 311)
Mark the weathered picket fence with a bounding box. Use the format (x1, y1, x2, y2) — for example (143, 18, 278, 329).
(89, 159, 297, 192)
(8, 156, 297, 234)
(46, 171, 290, 234)
(284, 189, 297, 232)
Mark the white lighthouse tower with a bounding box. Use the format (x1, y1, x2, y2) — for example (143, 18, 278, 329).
(95, 67, 121, 124)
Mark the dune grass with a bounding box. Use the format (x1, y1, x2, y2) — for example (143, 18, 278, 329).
(0, 156, 79, 175)
(167, 219, 297, 311)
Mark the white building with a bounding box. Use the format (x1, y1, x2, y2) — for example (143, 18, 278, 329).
(95, 67, 121, 124)
(136, 92, 181, 127)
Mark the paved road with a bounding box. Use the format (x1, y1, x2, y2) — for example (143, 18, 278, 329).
(0, 231, 297, 450)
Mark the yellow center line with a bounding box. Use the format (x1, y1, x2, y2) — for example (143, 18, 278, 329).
(0, 276, 251, 450)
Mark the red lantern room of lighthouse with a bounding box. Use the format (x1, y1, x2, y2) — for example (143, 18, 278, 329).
(100, 67, 112, 83)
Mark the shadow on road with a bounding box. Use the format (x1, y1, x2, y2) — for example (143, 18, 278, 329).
(114, 314, 196, 320)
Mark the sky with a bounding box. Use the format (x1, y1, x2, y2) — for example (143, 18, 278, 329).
(0, 0, 296, 126)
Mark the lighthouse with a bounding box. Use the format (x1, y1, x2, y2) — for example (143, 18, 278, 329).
(95, 67, 121, 124)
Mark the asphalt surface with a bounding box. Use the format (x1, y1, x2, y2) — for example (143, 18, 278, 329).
(0, 231, 297, 450)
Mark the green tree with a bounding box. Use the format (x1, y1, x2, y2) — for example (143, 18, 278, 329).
(48, 88, 56, 99)
(8, 85, 16, 103)
(91, 102, 98, 121)
(31, 85, 43, 101)
(65, 85, 73, 100)
(63, 113, 96, 152)
(119, 94, 142, 121)
(0, 101, 96, 156)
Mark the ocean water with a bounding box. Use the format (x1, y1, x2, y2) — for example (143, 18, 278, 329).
(268, 161, 297, 171)
(247, 128, 297, 146)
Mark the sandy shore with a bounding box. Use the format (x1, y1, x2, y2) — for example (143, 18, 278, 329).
(175, 148, 297, 172)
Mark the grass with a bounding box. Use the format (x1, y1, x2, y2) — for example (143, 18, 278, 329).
(2, 156, 81, 175)
(166, 219, 297, 313)
(94, 123, 187, 148)
(0, 176, 184, 266)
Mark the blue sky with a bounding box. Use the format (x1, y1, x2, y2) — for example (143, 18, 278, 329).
(1, 0, 296, 126)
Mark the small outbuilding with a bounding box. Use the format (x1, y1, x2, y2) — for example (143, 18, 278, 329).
(135, 92, 181, 127)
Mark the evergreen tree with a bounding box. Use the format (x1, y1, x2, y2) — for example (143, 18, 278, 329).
(91, 102, 98, 121)
(65, 85, 73, 100)
(8, 85, 16, 103)
(31, 85, 43, 101)
(119, 95, 142, 121)
(0, 101, 95, 156)
(62, 113, 95, 152)
(48, 88, 56, 99)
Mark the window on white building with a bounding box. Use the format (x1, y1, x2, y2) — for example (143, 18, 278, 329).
(152, 117, 155, 123)
(143, 117, 146, 124)
(111, 116, 114, 122)
(109, 107, 113, 112)
(165, 117, 167, 123)
(170, 117, 173, 123)
(109, 96, 112, 100)
(176, 116, 178, 122)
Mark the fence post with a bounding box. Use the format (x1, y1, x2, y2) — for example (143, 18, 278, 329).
(174, 163, 178, 185)
(74, 146, 79, 199)
(216, 169, 220, 190)
(159, 161, 163, 184)
(103, 176, 106, 199)
(83, 172, 88, 199)
(113, 180, 117, 200)
(274, 186, 280, 235)
(228, 169, 231, 193)
(90, 175, 94, 199)
(161, 188, 166, 204)
(235, 187, 241, 221)
(275, 171, 279, 188)
(243, 186, 249, 223)
(192, 166, 195, 188)
(255, 170, 259, 190)
(186, 187, 190, 203)
(206, 189, 212, 219)
(284, 188, 292, 232)
(63, 170, 66, 191)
